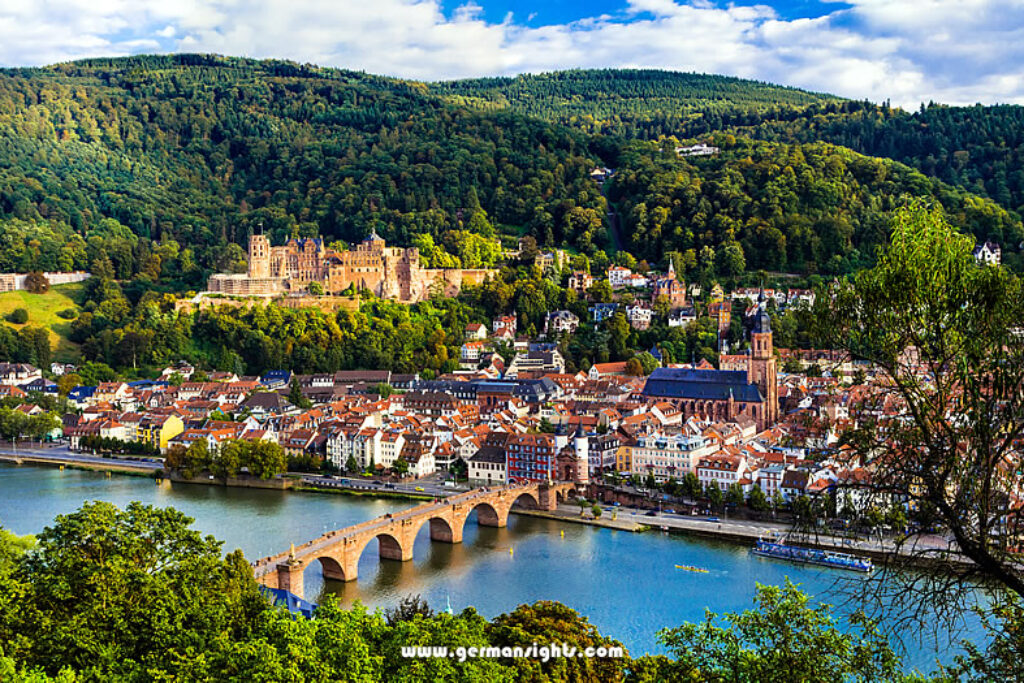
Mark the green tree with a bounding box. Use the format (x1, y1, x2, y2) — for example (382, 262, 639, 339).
(345, 455, 359, 474)
(592, 504, 603, 519)
(211, 440, 243, 480)
(245, 441, 287, 480)
(0, 527, 34, 568)
(183, 438, 210, 478)
(725, 484, 745, 507)
(747, 485, 769, 512)
(0, 502, 266, 680)
(706, 484, 723, 509)
(681, 472, 701, 499)
(487, 601, 629, 683)
(812, 201, 1024, 618)
(287, 376, 312, 410)
(633, 580, 901, 682)
(7, 308, 27, 324)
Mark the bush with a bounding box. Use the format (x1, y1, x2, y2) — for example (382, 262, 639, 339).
(24, 271, 49, 294)
(56, 308, 78, 320)
(7, 308, 28, 324)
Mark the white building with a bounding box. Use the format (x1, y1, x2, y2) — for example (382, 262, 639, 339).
(607, 265, 633, 289)
(630, 428, 718, 481)
(676, 142, 719, 157)
(973, 241, 1002, 266)
(544, 310, 579, 336)
(696, 454, 748, 491)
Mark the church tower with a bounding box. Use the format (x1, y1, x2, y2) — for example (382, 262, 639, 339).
(248, 232, 270, 279)
(747, 291, 778, 428)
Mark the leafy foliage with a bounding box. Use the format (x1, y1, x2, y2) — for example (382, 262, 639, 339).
(630, 580, 902, 683)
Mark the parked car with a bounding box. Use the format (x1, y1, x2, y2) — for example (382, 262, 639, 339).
(644, 510, 658, 517)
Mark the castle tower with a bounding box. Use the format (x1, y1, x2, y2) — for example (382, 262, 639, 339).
(249, 233, 270, 279)
(747, 290, 778, 429)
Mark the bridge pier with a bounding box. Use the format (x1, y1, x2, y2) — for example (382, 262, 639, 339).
(429, 516, 463, 543)
(476, 504, 507, 528)
(377, 533, 414, 562)
(276, 560, 304, 599)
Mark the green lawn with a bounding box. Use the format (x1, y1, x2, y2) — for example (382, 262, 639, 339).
(0, 283, 84, 363)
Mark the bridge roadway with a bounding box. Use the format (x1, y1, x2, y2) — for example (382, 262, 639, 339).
(252, 481, 577, 598)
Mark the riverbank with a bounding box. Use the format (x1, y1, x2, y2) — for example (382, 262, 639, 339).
(512, 508, 646, 532)
(519, 505, 973, 571)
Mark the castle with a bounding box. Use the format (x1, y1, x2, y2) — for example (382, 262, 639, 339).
(207, 231, 496, 302)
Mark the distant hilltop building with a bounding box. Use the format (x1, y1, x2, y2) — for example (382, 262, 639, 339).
(207, 231, 495, 302)
(675, 142, 719, 157)
(973, 240, 1001, 266)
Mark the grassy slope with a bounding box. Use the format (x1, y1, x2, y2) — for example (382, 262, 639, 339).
(0, 283, 83, 363)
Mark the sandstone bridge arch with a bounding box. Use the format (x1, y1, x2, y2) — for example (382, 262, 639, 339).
(252, 482, 577, 598)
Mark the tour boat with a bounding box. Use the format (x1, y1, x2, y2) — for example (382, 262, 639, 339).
(674, 564, 709, 573)
(751, 539, 873, 573)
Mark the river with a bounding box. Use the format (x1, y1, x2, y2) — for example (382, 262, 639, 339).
(0, 463, 984, 673)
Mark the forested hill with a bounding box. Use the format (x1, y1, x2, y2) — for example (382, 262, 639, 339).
(610, 136, 1023, 275)
(673, 101, 1024, 218)
(0, 54, 1019, 290)
(432, 70, 1024, 225)
(0, 54, 605, 287)
(431, 69, 839, 135)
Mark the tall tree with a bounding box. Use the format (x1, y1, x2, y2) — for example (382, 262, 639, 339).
(812, 201, 1024, 630)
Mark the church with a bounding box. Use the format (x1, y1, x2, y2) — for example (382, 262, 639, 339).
(642, 293, 778, 430)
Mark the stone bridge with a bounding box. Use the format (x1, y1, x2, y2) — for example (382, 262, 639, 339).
(252, 482, 577, 598)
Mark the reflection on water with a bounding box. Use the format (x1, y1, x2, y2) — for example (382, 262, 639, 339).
(0, 464, 983, 671)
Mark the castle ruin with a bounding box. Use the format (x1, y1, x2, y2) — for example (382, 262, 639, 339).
(207, 231, 495, 303)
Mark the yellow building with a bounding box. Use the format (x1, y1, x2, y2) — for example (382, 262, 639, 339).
(139, 414, 185, 452)
(616, 443, 633, 473)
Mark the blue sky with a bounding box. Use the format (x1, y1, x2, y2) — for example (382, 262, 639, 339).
(0, 1, 1021, 108)
(442, 0, 849, 24)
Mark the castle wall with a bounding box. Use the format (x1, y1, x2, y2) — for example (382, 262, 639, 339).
(208, 274, 285, 296)
(212, 234, 495, 303)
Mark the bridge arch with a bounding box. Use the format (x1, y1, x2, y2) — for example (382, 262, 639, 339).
(356, 531, 409, 563)
(511, 491, 539, 510)
(411, 513, 461, 544)
(314, 555, 347, 582)
(470, 501, 504, 527)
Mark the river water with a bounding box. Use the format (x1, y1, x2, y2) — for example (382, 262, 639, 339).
(0, 463, 983, 673)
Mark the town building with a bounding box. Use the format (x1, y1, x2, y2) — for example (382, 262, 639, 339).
(568, 271, 594, 294)
(589, 303, 618, 323)
(544, 310, 579, 336)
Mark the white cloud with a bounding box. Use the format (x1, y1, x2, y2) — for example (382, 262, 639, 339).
(0, 0, 1022, 108)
